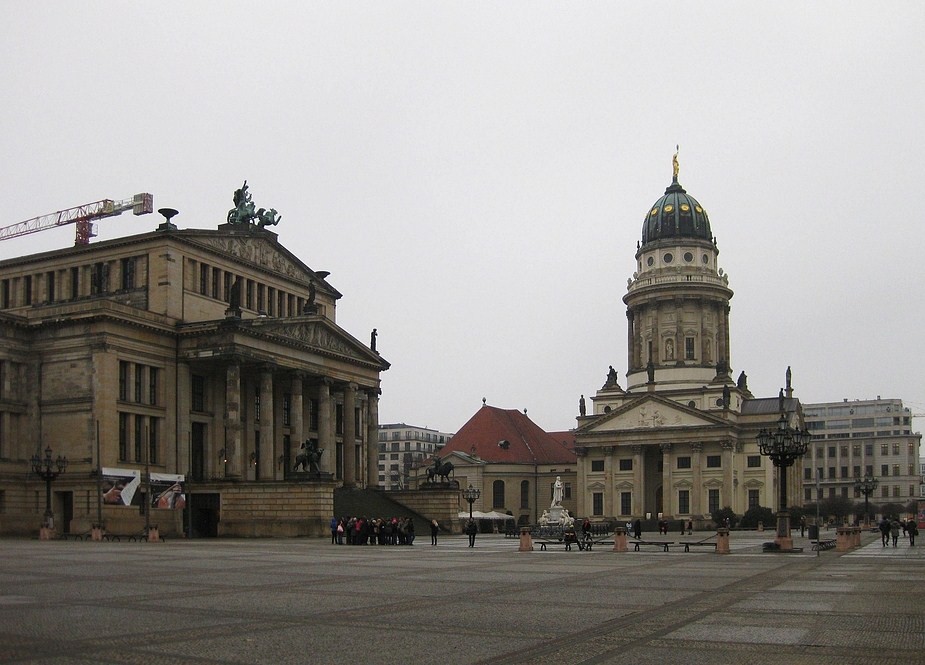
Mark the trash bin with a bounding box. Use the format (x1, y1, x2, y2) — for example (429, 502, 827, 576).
(808, 524, 819, 540)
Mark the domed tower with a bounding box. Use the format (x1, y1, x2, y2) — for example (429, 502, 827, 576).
(624, 154, 734, 391)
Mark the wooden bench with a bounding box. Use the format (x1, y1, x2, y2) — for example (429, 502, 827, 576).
(632, 540, 674, 552)
(680, 540, 717, 552)
(811, 539, 836, 551)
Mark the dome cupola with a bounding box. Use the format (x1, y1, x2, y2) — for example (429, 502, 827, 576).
(641, 152, 712, 246)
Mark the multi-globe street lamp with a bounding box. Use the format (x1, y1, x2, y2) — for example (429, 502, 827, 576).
(757, 406, 811, 549)
(31, 446, 67, 529)
(854, 474, 879, 526)
(462, 484, 481, 520)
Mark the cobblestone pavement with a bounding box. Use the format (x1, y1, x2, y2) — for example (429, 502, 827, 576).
(1, 530, 923, 664)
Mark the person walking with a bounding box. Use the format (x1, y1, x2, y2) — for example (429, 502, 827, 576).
(879, 518, 890, 547)
(890, 518, 901, 548)
(908, 520, 918, 546)
(465, 518, 477, 547)
(633, 518, 642, 540)
(330, 516, 338, 544)
(430, 519, 440, 546)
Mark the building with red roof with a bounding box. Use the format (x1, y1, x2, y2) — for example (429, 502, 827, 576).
(410, 402, 576, 525)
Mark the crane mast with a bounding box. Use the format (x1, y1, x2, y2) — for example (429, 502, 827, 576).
(0, 193, 154, 246)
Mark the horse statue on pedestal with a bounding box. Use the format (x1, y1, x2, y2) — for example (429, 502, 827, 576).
(426, 457, 454, 484)
(293, 440, 323, 474)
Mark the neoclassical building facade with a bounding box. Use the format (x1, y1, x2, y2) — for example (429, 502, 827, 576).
(574, 160, 805, 524)
(0, 190, 388, 537)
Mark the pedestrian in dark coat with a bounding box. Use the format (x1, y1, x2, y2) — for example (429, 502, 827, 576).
(430, 519, 440, 546)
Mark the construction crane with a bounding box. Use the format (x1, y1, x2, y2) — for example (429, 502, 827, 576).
(0, 193, 154, 246)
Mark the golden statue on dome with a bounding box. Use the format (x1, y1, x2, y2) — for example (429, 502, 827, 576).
(672, 145, 680, 181)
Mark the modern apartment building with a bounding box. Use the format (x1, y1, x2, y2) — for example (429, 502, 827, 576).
(378, 423, 453, 490)
(803, 398, 922, 513)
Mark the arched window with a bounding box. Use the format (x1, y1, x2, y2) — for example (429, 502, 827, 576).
(492, 480, 505, 509)
(520, 480, 529, 509)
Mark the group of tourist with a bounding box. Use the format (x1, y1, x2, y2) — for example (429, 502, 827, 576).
(878, 517, 919, 547)
(330, 516, 419, 546)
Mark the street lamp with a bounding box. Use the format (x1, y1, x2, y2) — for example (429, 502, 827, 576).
(462, 484, 481, 520)
(757, 408, 811, 549)
(854, 474, 879, 526)
(31, 446, 67, 529)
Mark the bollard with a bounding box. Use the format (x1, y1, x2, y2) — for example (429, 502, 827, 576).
(716, 527, 730, 554)
(147, 525, 160, 543)
(39, 526, 53, 541)
(612, 526, 628, 553)
(835, 526, 852, 552)
(91, 524, 103, 542)
(518, 527, 534, 552)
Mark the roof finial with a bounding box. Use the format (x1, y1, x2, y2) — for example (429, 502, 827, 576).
(672, 145, 680, 182)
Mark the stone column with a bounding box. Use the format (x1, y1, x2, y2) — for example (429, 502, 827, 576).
(176, 363, 191, 475)
(575, 446, 587, 518)
(366, 389, 380, 488)
(632, 444, 645, 518)
(690, 442, 703, 516)
(224, 363, 242, 478)
(603, 446, 614, 517)
(259, 368, 274, 480)
(288, 374, 304, 479)
(626, 310, 636, 372)
(721, 439, 735, 509)
(660, 442, 673, 517)
(318, 379, 333, 476)
(343, 383, 357, 486)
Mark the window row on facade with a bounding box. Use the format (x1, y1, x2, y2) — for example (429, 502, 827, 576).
(588, 454, 761, 472)
(807, 464, 918, 480)
(589, 487, 738, 518)
(190, 260, 311, 317)
(804, 484, 918, 501)
(1, 257, 141, 308)
(812, 442, 917, 459)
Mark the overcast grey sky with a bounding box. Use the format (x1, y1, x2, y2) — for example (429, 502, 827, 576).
(4, 4, 924, 434)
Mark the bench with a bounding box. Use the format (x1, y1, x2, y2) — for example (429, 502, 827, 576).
(632, 540, 674, 552)
(679, 539, 717, 552)
(811, 539, 836, 551)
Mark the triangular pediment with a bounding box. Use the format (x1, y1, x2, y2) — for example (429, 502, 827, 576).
(195, 234, 311, 281)
(248, 318, 387, 368)
(580, 394, 728, 434)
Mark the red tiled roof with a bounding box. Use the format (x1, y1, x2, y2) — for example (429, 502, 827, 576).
(438, 405, 576, 464)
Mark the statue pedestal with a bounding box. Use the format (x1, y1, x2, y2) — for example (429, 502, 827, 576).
(518, 527, 534, 552)
(548, 506, 564, 524)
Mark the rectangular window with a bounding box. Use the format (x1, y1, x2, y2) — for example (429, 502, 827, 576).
(335, 404, 344, 435)
(148, 367, 158, 406)
(678, 489, 690, 514)
(893, 442, 900, 455)
(620, 492, 632, 516)
(121, 257, 135, 290)
(564, 483, 571, 500)
(619, 458, 633, 471)
(881, 464, 889, 477)
(24, 275, 32, 304)
(211, 269, 220, 299)
(748, 489, 759, 510)
(191, 375, 205, 412)
(881, 444, 889, 455)
(804, 467, 812, 480)
(224, 272, 233, 302)
(70, 267, 79, 300)
(828, 446, 836, 457)
(118, 413, 128, 461)
(246, 280, 254, 310)
(853, 465, 861, 478)
(119, 361, 129, 401)
(865, 444, 874, 456)
(134, 364, 144, 403)
(677, 456, 691, 469)
(747, 455, 761, 468)
(1, 279, 9, 308)
(520, 481, 529, 509)
(706, 455, 721, 468)
(134, 415, 143, 463)
(149, 417, 158, 465)
(46, 271, 55, 303)
(828, 467, 835, 479)
(840, 466, 848, 478)
(685, 337, 695, 360)
(199, 264, 209, 295)
(283, 393, 291, 426)
(892, 464, 900, 477)
(254, 387, 261, 422)
(592, 492, 604, 516)
(708, 488, 720, 514)
(591, 459, 604, 472)
(492, 481, 504, 509)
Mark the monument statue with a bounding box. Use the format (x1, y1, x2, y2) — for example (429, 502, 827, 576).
(293, 439, 324, 474)
(227, 181, 282, 227)
(578, 394, 586, 416)
(551, 476, 563, 508)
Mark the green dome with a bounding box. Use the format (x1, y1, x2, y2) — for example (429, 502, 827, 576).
(641, 179, 712, 246)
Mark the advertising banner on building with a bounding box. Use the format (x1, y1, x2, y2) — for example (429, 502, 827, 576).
(101, 468, 185, 509)
(917, 500, 925, 529)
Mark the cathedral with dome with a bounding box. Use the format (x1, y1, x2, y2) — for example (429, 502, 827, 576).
(573, 155, 806, 525)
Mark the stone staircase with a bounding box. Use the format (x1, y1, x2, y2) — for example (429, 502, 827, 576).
(333, 487, 432, 536)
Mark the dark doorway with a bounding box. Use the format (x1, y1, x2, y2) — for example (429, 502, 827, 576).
(191, 492, 220, 537)
(57, 491, 73, 534)
(191, 422, 206, 481)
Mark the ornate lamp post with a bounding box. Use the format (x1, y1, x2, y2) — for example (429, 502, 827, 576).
(31, 446, 67, 529)
(854, 474, 879, 526)
(462, 484, 481, 520)
(757, 408, 811, 550)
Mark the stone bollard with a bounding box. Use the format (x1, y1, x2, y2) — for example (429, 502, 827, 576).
(612, 526, 628, 553)
(715, 528, 730, 554)
(147, 525, 160, 543)
(39, 526, 53, 541)
(757, 521, 764, 532)
(853, 527, 862, 548)
(835, 526, 853, 552)
(518, 527, 534, 552)
(91, 524, 104, 542)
